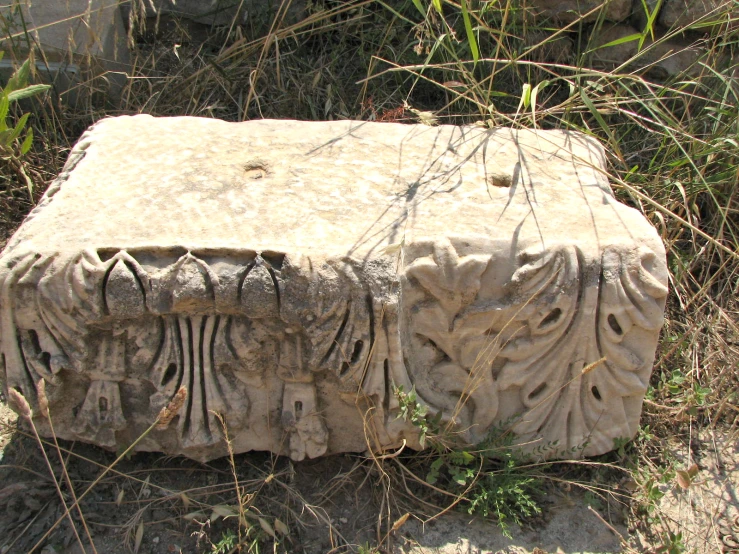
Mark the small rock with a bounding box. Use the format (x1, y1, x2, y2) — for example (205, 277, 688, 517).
(591, 24, 709, 78)
(520, 31, 574, 63)
(660, 0, 739, 32)
(529, 0, 632, 24)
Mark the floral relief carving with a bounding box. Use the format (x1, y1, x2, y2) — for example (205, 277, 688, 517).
(1, 236, 667, 461)
(403, 241, 668, 457)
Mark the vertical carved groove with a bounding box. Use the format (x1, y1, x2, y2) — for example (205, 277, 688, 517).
(198, 316, 209, 436)
(209, 316, 223, 399)
(101, 261, 116, 316)
(264, 264, 281, 313)
(366, 293, 375, 362)
(382, 358, 390, 416)
(15, 331, 34, 402)
(594, 261, 606, 365)
(181, 317, 194, 434)
(174, 317, 185, 395)
(322, 301, 352, 366)
(223, 316, 237, 360)
(236, 261, 256, 304)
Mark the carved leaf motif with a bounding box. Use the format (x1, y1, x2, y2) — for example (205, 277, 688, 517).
(223, 316, 278, 374)
(405, 242, 498, 438)
(496, 247, 580, 390)
(412, 304, 456, 360)
(429, 360, 498, 441)
(239, 261, 278, 319)
(147, 253, 218, 314)
(405, 239, 490, 313)
(493, 245, 667, 455)
(281, 257, 374, 383)
(3, 250, 130, 416)
(37, 251, 108, 372)
(1, 253, 46, 401)
(105, 258, 147, 318)
(596, 247, 668, 404)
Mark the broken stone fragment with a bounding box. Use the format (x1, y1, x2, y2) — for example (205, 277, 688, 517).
(0, 116, 668, 462)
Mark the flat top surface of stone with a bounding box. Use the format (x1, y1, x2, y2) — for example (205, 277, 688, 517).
(5, 116, 654, 260)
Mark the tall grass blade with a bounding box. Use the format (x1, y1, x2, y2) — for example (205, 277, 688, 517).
(461, 0, 479, 63)
(7, 84, 51, 102)
(411, 0, 426, 17)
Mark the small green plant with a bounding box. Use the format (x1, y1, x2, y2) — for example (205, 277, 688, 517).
(660, 369, 712, 415)
(655, 531, 686, 554)
(464, 461, 543, 537)
(613, 436, 631, 458)
(0, 52, 50, 197)
(634, 466, 673, 519)
(394, 384, 442, 447)
(394, 385, 544, 538)
(211, 529, 237, 554)
(357, 542, 379, 554)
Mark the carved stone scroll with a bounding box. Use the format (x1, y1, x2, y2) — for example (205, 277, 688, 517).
(0, 117, 668, 461)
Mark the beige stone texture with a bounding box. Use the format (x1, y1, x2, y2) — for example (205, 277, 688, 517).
(0, 117, 668, 462)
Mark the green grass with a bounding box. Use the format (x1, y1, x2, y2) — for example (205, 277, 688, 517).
(0, 0, 738, 552)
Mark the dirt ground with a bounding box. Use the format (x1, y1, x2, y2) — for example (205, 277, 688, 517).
(1, 395, 738, 554)
(643, 429, 739, 554)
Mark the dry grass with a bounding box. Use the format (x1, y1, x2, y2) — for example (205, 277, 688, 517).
(1, 0, 738, 552)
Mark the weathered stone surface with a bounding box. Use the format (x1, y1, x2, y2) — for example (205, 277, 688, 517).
(527, 0, 632, 24)
(0, 117, 668, 462)
(0, 0, 128, 64)
(0, 0, 129, 100)
(592, 24, 708, 78)
(660, 0, 739, 31)
(128, 0, 306, 28)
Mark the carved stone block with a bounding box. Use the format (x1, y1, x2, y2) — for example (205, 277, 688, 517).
(0, 117, 668, 462)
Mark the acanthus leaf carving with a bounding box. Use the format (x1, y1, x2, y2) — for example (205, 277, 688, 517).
(403, 240, 496, 440)
(405, 238, 490, 315)
(239, 259, 279, 318)
(403, 241, 667, 457)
